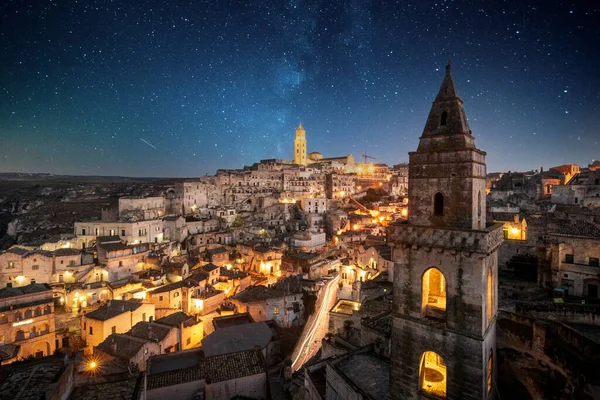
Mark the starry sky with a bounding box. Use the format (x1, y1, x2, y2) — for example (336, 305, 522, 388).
(0, 0, 598, 177)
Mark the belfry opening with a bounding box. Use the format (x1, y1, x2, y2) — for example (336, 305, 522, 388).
(422, 268, 447, 320)
(419, 351, 447, 398)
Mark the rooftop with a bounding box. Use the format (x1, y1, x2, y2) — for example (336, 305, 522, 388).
(331, 299, 360, 315)
(146, 348, 266, 390)
(84, 299, 144, 321)
(329, 346, 390, 400)
(202, 322, 272, 357)
(96, 334, 149, 359)
(0, 357, 65, 400)
(149, 281, 184, 294)
(156, 311, 198, 328)
(0, 283, 52, 299)
(361, 312, 392, 337)
(212, 313, 255, 330)
(127, 321, 172, 342)
(69, 378, 139, 400)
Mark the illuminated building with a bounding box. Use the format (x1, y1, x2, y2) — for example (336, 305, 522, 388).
(388, 62, 502, 399)
(0, 282, 56, 362)
(294, 123, 307, 166)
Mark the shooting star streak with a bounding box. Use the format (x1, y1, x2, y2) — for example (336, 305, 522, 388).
(140, 138, 157, 149)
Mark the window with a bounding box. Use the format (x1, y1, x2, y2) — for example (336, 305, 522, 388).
(565, 254, 574, 264)
(419, 351, 446, 398)
(273, 306, 279, 315)
(487, 268, 494, 322)
(109, 229, 115, 236)
(187, 337, 191, 345)
(487, 349, 493, 394)
(293, 302, 300, 313)
(112, 326, 116, 334)
(121, 229, 125, 236)
(590, 258, 599, 268)
(95, 228, 99, 236)
(32, 265, 39, 270)
(159, 296, 163, 301)
(89, 326, 93, 335)
(478, 191, 482, 217)
(440, 111, 448, 126)
(84, 322, 86, 330)
(433, 193, 444, 217)
(173, 292, 180, 298)
(422, 268, 447, 321)
(118, 261, 123, 267)
(82, 229, 86, 235)
(7, 262, 14, 269)
(69, 260, 75, 266)
(142, 313, 146, 322)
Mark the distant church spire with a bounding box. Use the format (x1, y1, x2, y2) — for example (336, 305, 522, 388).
(294, 123, 307, 166)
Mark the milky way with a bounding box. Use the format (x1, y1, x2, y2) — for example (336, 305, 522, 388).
(0, 1, 598, 176)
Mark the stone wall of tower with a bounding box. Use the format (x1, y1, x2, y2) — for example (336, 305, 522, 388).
(294, 125, 307, 166)
(408, 148, 487, 230)
(388, 224, 502, 399)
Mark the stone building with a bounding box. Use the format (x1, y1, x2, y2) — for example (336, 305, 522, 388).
(539, 222, 600, 298)
(388, 62, 503, 399)
(294, 123, 308, 166)
(0, 283, 56, 362)
(81, 299, 155, 349)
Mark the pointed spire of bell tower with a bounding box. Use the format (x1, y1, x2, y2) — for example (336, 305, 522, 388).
(434, 59, 460, 102)
(417, 60, 474, 151)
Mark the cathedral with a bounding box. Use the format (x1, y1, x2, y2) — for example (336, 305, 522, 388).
(388, 62, 504, 399)
(289, 123, 356, 172)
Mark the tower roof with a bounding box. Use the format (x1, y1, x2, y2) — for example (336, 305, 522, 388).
(434, 60, 460, 102)
(297, 123, 304, 132)
(417, 60, 476, 151)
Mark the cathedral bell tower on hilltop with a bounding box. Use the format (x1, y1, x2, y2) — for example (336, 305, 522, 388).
(294, 123, 307, 166)
(388, 62, 504, 400)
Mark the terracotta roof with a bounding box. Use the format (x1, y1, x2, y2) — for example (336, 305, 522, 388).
(84, 300, 144, 321)
(146, 348, 266, 390)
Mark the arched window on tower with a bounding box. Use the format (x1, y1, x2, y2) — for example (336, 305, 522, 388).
(419, 351, 447, 398)
(478, 191, 482, 217)
(433, 192, 444, 217)
(440, 111, 448, 126)
(487, 349, 493, 394)
(422, 267, 447, 321)
(487, 268, 494, 322)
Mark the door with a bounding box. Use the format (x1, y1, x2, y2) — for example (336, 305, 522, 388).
(588, 284, 599, 298)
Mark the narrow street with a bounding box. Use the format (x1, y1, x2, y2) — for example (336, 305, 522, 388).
(291, 274, 340, 371)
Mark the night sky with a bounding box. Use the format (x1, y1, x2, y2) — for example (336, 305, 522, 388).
(1, 1, 598, 177)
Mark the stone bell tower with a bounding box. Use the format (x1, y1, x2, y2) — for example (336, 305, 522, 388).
(388, 62, 504, 400)
(294, 123, 307, 166)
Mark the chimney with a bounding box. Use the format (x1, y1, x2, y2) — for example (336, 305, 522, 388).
(111, 338, 117, 353)
(31, 279, 36, 284)
(107, 300, 112, 307)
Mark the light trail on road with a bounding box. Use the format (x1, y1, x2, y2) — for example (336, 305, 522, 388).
(292, 274, 340, 371)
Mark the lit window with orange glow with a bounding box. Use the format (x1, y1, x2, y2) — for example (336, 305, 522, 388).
(487, 268, 494, 322)
(419, 351, 447, 398)
(422, 268, 447, 321)
(487, 349, 493, 394)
